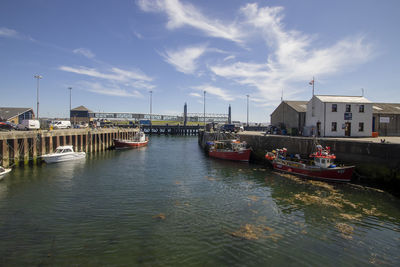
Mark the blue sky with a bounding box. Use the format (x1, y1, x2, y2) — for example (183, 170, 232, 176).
(1, 0, 399, 122)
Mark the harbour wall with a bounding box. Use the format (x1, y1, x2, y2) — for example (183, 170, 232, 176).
(0, 128, 138, 167)
(199, 131, 400, 188)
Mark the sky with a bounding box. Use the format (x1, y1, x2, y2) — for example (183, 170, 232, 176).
(1, 0, 399, 122)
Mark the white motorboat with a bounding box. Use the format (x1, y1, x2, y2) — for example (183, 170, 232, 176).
(0, 166, 12, 179)
(41, 145, 86, 163)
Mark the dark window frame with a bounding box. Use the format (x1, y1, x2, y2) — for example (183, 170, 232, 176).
(359, 105, 364, 113)
(346, 104, 351, 112)
(359, 122, 364, 132)
(332, 104, 337, 112)
(331, 122, 337, 132)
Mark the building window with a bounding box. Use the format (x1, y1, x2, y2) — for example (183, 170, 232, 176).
(346, 104, 351, 112)
(331, 122, 337, 132)
(359, 105, 364, 113)
(332, 104, 337, 112)
(359, 122, 364, 132)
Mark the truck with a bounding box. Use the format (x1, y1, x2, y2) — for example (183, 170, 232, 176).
(17, 119, 40, 130)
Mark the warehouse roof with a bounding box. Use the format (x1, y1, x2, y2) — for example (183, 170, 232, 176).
(284, 101, 308, 112)
(0, 107, 33, 121)
(372, 103, 400, 114)
(315, 95, 371, 103)
(71, 105, 92, 112)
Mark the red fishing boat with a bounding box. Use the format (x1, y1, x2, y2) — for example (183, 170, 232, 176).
(265, 145, 354, 182)
(113, 131, 148, 149)
(208, 140, 251, 162)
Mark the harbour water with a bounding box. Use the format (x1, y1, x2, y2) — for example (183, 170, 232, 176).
(0, 136, 399, 266)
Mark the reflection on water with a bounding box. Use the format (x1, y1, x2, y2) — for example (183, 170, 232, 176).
(0, 136, 399, 266)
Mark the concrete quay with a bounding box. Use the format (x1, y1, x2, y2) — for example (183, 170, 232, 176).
(199, 131, 400, 189)
(0, 128, 138, 167)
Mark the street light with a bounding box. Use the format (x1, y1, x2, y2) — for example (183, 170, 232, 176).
(34, 75, 42, 119)
(203, 90, 206, 128)
(68, 87, 72, 120)
(246, 94, 250, 127)
(149, 90, 153, 122)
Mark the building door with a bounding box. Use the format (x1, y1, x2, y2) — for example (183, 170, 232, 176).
(345, 122, 351, 136)
(372, 116, 375, 132)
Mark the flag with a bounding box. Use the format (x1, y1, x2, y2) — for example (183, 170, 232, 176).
(309, 80, 314, 85)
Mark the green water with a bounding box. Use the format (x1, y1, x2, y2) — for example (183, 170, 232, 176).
(0, 136, 399, 266)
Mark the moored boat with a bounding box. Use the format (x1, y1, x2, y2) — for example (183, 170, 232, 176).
(208, 140, 251, 162)
(113, 131, 148, 149)
(41, 145, 86, 163)
(265, 145, 354, 182)
(0, 166, 12, 179)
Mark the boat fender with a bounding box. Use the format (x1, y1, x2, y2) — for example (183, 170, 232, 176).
(328, 164, 336, 168)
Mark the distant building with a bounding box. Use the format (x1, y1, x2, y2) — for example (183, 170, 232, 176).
(305, 95, 372, 137)
(371, 103, 400, 136)
(0, 107, 35, 124)
(270, 101, 307, 135)
(70, 105, 92, 124)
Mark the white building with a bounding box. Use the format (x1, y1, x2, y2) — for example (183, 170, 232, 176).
(305, 95, 372, 137)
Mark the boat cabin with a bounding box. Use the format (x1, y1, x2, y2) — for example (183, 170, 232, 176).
(313, 156, 334, 168)
(54, 146, 74, 154)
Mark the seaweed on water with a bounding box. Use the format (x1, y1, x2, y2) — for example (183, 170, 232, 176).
(153, 213, 166, 220)
(335, 222, 354, 240)
(230, 224, 280, 241)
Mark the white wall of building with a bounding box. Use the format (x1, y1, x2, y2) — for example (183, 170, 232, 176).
(305, 96, 372, 137)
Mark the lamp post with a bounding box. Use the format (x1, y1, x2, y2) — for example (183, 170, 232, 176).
(203, 90, 206, 128)
(68, 87, 72, 120)
(246, 94, 250, 127)
(34, 75, 42, 119)
(149, 90, 153, 134)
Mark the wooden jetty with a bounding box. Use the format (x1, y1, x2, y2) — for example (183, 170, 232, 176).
(0, 128, 137, 167)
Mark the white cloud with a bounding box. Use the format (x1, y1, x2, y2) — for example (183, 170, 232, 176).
(0, 27, 35, 41)
(189, 92, 202, 98)
(79, 81, 143, 97)
(161, 44, 208, 74)
(73, 48, 95, 58)
(59, 65, 155, 97)
(208, 3, 373, 101)
(192, 84, 234, 101)
(137, 0, 244, 43)
(0, 27, 19, 38)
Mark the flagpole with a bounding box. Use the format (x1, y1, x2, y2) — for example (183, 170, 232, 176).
(312, 76, 315, 96)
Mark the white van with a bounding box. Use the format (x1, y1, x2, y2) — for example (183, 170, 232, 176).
(17, 119, 40, 130)
(52, 120, 71, 129)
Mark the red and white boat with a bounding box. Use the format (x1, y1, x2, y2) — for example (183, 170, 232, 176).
(208, 140, 251, 162)
(265, 145, 354, 182)
(113, 131, 148, 149)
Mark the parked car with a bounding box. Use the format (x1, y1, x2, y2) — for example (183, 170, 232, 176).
(221, 124, 236, 132)
(52, 120, 71, 129)
(265, 125, 281, 135)
(0, 122, 15, 131)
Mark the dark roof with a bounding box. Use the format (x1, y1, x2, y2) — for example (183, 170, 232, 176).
(71, 105, 92, 112)
(284, 101, 308, 112)
(372, 103, 400, 114)
(0, 107, 33, 121)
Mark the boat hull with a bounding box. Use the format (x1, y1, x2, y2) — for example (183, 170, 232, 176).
(42, 153, 86, 163)
(0, 168, 12, 179)
(272, 161, 354, 182)
(209, 149, 251, 162)
(113, 139, 148, 149)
